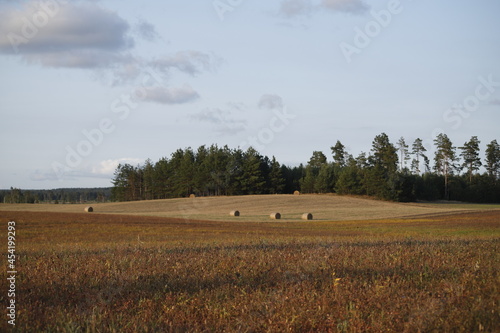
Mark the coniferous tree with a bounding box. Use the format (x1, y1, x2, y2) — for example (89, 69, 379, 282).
(241, 147, 266, 194)
(485, 139, 500, 180)
(142, 158, 155, 200)
(269, 156, 285, 194)
(154, 157, 172, 199)
(194, 145, 210, 196)
(459, 136, 482, 183)
(369, 133, 398, 175)
(225, 148, 244, 195)
(335, 157, 363, 195)
(433, 133, 457, 200)
(315, 163, 335, 193)
(111, 163, 135, 201)
(411, 138, 429, 175)
(301, 151, 327, 193)
(396, 137, 410, 172)
(331, 140, 347, 167)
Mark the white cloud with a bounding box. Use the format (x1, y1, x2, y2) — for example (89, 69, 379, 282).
(92, 158, 142, 176)
(30, 157, 143, 182)
(138, 85, 200, 104)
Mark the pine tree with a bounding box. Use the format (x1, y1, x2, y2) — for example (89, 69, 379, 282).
(485, 139, 500, 180)
(111, 163, 135, 201)
(433, 133, 457, 200)
(315, 163, 334, 193)
(269, 156, 285, 194)
(396, 137, 410, 172)
(369, 133, 398, 175)
(301, 151, 327, 193)
(308, 151, 327, 170)
(142, 159, 155, 200)
(411, 138, 429, 175)
(335, 158, 363, 195)
(331, 140, 347, 167)
(459, 136, 481, 183)
(241, 148, 266, 194)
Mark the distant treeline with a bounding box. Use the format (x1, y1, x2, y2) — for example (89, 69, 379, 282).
(0, 187, 112, 204)
(111, 133, 500, 203)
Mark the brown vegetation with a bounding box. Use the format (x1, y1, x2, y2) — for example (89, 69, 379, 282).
(0, 209, 499, 332)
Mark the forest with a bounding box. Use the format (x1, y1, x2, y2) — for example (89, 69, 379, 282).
(110, 133, 500, 203)
(0, 187, 111, 204)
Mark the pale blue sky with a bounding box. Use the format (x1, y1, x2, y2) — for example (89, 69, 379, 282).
(1, 0, 499, 189)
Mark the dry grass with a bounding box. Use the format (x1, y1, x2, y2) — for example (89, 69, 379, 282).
(0, 209, 499, 332)
(1, 194, 499, 222)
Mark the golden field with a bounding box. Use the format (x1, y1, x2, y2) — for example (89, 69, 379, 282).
(1, 193, 499, 222)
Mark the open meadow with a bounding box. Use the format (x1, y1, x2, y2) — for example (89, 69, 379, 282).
(1, 195, 499, 332)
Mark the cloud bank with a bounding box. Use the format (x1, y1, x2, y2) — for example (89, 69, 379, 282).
(0, 1, 220, 105)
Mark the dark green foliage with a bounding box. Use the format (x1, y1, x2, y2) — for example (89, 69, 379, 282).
(0, 187, 111, 203)
(485, 139, 500, 179)
(269, 156, 285, 194)
(434, 133, 458, 200)
(331, 140, 347, 167)
(459, 136, 482, 183)
(110, 145, 288, 201)
(108, 134, 500, 203)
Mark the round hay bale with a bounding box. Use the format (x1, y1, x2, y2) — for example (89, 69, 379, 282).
(270, 212, 281, 220)
(84, 206, 93, 213)
(293, 190, 300, 196)
(189, 194, 196, 198)
(302, 213, 313, 220)
(230, 210, 240, 217)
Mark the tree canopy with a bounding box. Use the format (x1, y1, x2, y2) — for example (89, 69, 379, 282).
(109, 135, 500, 203)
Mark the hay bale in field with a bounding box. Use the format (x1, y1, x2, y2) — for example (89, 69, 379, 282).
(230, 210, 240, 217)
(85, 206, 93, 213)
(293, 190, 300, 196)
(302, 213, 313, 220)
(270, 212, 281, 220)
(189, 194, 196, 198)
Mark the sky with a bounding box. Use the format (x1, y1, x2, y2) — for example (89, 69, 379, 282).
(1, 0, 499, 190)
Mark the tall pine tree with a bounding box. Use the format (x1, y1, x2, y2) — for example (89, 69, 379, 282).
(459, 136, 481, 183)
(485, 139, 500, 180)
(433, 133, 457, 200)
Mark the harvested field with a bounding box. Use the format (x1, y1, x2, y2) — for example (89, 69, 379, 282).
(1, 207, 499, 332)
(1, 194, 499, 222)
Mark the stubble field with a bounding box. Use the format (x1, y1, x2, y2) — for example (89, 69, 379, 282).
(1, 195, 499, 332)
